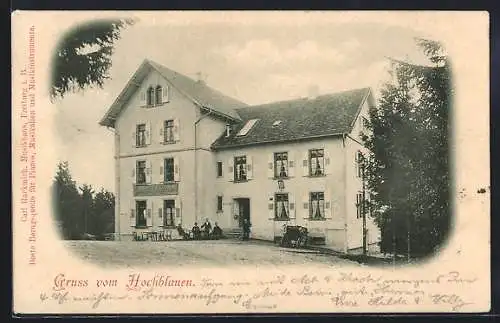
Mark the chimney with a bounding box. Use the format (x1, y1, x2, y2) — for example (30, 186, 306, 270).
(225, 124, 232, 137)
(307, 84, 319, 99)
(196, 72, 206, 85)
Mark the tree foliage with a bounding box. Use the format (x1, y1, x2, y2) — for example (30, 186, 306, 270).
(52, 162, 115, 239)
(50, 18, 135, 99)
(361, 38, 452, 259)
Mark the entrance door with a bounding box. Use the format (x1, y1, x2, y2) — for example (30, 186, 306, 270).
(163, 200, 175, 228)
(237, 198, 250, 228)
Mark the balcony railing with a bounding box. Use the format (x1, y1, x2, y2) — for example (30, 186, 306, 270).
(133, 182, 179, 196)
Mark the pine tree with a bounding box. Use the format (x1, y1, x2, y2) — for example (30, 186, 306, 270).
(361, 38, 451, 259)
(50, 18, 135, 99)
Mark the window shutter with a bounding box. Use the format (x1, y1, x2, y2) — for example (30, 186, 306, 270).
(173, 118, 180, 142)
(268, 194, 275, 219)
(145, 160, 152, 184)
(130, 200, 136, 227)
(160, 165, 164, 177)
(246, 156, 253, 180)
(268, 154, 274, 179)
(158, 207, 164, 226)
(324, 149, 332, 175)
(303, 191, 310, 219)
(132, 167, 136, 184)
(288, 154, 295, 177)
(163, 86, 169, 102)
(289, 193, 296, 219)
(324, 188, 332, 219)
(132, 131, 136, 148)
(159, 122, 164, 142)
(228, 158, 234, 182)
(140, 91, 146, 106)
(173, 157, 180, 182)
(302, 151, 309, 176)
(145, 122, 151, 145)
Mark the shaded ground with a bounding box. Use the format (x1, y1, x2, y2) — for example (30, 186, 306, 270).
(64, 239, 360, 269)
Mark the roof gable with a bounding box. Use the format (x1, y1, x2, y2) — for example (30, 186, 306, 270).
(211, 87, 371, 149)
(99, 59, 246, 127)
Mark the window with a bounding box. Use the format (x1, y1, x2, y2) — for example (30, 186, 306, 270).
(136, 200, 147, 227)
(155, 85, 163, 105)
(164, 158, 174, 182)
(136, 161, 146, 184)
(136, 124, 146, 147)
(236, 119, 259, 136)
(217, 196, 223, 212)
(147, 87, 155, 106)
(234, 156, 247, 182)
(164, 120, 174, 143)
(356, 192, 364, 219)
(164, 200, 175, 227)
(275, 193, 289, 220)
(216, 161, 223, 177)
(274, 152, 288, 178)
(309, 149, 325, 176)
(310, 192, 325, 220)
(356, 151, 364, 178)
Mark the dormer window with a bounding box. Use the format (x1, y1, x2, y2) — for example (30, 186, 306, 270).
(272, 120, 282, 127)
(236, 119, 259, 137)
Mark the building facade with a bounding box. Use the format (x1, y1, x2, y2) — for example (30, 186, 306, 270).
(99, 59, 380, 253)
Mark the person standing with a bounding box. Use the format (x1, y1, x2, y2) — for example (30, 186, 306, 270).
(242, 218, 251, 241)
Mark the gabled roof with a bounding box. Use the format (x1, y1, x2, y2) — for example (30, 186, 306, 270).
(211, 87, 372, 150)
(99, 59, 246, 127)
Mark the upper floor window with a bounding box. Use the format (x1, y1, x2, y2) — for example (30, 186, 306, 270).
(309, 149, 324, 176)
(164, 120, 174, 143)
(155, 86, 163, 105)
(136, 124, 146, 147)
(274, 152, 288, 178)
(216, 161, 223, 177)
(310, 192, 325, 220)
(234, 156, 247, 182)
(164, 158, 175, 182)
(275, 193, 289, 220)
(356, 192, 364, 219)
(136, 160, 147, 184)
(147, 87, 155, 106)
(356, 151, 364, 178)
(144, 85, 168, 106)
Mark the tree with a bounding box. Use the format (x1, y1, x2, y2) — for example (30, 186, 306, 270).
(52, 161, 82, 239)
(361, 38, 451, 259)
(50, 18, 135, 99)
(79, 184, 95, 234)
(92, 188, 115, 238)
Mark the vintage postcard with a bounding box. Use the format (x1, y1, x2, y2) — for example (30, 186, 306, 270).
(11, 11, 490, 314)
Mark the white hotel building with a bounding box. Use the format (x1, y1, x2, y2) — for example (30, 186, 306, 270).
(99, 59, 380, 253)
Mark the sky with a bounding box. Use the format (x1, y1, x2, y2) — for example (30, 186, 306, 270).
(52, 16, 433, 192)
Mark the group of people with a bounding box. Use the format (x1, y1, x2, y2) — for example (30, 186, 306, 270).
(190, 219, 223, 240)
(177, 218, 252, 241)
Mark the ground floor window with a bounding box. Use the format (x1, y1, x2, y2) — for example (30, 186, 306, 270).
(275, 193, 289, 220)
(356, 192, 363, 219)
(310, 192, 325, 220)
(164, 200, 175, 227)
(217, 196, 223, 212)
(136, 200, 147, 227)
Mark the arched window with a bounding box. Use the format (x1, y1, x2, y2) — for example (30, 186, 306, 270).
(146, 86, 155, 106)
(155, 85, 163, 105)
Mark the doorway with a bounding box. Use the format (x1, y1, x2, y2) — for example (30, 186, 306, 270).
(233, 198, 250, 228)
